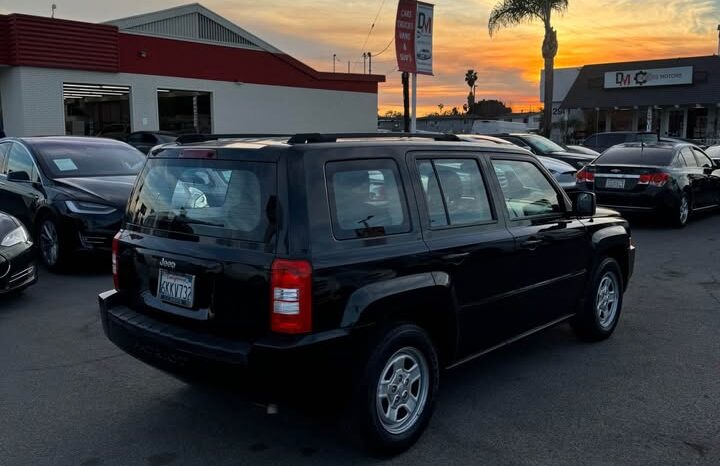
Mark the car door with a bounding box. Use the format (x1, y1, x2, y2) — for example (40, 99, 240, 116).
(486, 156, 591, 330)
(692, 147, 720, 206)
(0, 142, 44, 229)
(408, 152, 518, 355)
(678, 148, 707, 207)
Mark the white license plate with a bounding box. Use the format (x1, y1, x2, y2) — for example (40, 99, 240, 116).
(605, 178, 626, 189)
(158, 269, 195, 308)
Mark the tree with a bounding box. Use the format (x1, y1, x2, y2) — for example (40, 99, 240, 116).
(464, 70, 478, 109)
(469, 99, 512, 118)
(488, 0, 568, 137)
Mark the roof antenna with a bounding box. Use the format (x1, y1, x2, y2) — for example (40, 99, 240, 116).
(51, 3, 56, 18)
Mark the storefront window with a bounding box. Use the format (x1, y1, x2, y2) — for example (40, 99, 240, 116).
(63, 83, 131, 138)
(157, 90, 212, 134)
(668, 110, 685, 138)
(688, 108, 707, 139)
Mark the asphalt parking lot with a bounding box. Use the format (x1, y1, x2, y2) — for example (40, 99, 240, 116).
(1, 215, 719, 466)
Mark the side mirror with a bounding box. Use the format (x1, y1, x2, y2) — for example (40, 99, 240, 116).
(7, 170, 30, 182)
(573, 191, 597, 217)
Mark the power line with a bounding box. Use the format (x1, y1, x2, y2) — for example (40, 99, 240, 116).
(372, 37, 395, 57)
(360, 0, 388, 53)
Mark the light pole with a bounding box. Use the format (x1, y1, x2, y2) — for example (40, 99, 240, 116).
(332, 54, 336, 73)
(717, 25, 720, 56)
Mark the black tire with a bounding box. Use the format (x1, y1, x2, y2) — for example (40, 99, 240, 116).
(571, 257, 624, 342)
(351, 323, 439, 456)
(671, 192, 691, 229)
(36, 217, 66, 272)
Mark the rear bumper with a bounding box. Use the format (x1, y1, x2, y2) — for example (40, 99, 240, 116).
(99, 290, 353, 377)
(595, 188, 677, 213)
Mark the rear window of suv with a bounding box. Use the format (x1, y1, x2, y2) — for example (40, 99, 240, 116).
(596, 148, 674, 166)
(127, 158, 277, 244)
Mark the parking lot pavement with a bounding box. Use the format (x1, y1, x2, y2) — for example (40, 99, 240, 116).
(1, 216, 719, 466)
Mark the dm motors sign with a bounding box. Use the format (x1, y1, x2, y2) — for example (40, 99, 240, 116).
(604, 66, 693, 89)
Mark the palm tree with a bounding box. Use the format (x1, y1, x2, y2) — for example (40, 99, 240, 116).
(488, 0, 568, 137)
(464, 69, 478, 111)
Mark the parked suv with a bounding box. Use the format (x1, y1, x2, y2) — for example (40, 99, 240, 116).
(100, 134, 635, 454)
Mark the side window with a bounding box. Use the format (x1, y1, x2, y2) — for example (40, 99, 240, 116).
(142, 134, 157, 144)
(326, 159, 410, 240)
(0, 142, 10, 174)
(691, 148, 713, 168)
(584, 135, 597, 147)
(492, 159, 562, 219)
(680, 148, 698, 167)
(6, 144, 39, 182)
(673, 153, 686, 168)
(127, 133, 143, 143)
(416, 159, 494, 227)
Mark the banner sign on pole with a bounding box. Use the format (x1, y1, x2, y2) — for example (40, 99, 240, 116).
(395, 0, 417, 73)
(415, 2, 434, 76)
(395, 1, 434, 75)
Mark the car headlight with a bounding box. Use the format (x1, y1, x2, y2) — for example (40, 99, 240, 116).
(65, 201, 117, 215)
(1, 225, 30, 247)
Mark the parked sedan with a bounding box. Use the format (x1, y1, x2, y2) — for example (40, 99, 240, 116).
(125, 131, 178, 154)
(491, 133, 596, 169)
(457, 134, 578, 190)
(576, 142, 720, 227)
(0, 137, 145, 270)
(0, 211, 36, 294)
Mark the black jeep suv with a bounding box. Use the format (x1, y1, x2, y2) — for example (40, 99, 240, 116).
(99, 133, 635, 454)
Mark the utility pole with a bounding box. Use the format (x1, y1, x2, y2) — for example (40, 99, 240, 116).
(362, 53, 367, 74)
(347, 61, 350, 73)
(368, 52, 372, 74)
(402, 72, 410, 132)
(717, 24, 720, 56)
(332, 54, 336, 73)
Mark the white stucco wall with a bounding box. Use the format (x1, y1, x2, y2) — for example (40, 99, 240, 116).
(0, 66, 379, 137)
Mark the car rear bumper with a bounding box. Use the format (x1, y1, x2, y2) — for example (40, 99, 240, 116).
(99, 290, 354, 378)
(595, 188, 677, 212)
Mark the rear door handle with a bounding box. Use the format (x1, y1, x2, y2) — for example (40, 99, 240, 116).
(442, 252, 470, 264)
(521, 238, 543, 250)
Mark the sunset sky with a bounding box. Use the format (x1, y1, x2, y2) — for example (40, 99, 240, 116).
(3, 0, 720, 115)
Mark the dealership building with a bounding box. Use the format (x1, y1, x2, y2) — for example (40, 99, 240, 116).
(543, 55, 720, 143)
(0, 4, 385, 137)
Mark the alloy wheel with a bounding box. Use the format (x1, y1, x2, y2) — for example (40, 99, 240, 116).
(679, 196, 689, 226)
(376, 347, 430, 435)
(39, 220, 59, 267)
(596, 271, 619, 329)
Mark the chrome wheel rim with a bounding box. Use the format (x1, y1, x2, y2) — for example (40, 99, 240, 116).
(679, 196, 689, 225)
(596, 271, 619, 329)
(376, 347, 429, 435)
(40, 221, 59, 266)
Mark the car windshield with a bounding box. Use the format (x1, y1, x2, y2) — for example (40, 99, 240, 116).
(522, 134, 566, 153)
(33, 141, 146, 178)
(596, 148, 674, 166)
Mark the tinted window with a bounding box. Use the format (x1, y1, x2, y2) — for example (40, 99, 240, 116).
(596, 148, 674, 166)
(598, 133, 627, 147)
(32, 141, 145, 178)
(583, 135, 597, 147)
(128, 158, 277, 244)
(691, 148, 713, 167)
(326, 159, 410, 240)
(417, 159, 493, 227)
(492, 160, 561, 218)
(680, 148, 697, 167)
(6, 144, 39, 182)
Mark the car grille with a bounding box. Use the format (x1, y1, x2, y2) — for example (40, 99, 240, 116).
(8, 266, 35, 289)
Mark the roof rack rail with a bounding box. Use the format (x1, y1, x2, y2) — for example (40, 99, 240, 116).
(287, 132, 461, 144)
(175, 133, 291, 144)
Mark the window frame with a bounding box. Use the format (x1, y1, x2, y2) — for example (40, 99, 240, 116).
(691, 147, 713, 168)
(414, 156, 498, 231)
(0, 141, 11, 174)
(489, 156, 567, 222)
(324, 158, 413, 241)
(680, 148, 698, 168)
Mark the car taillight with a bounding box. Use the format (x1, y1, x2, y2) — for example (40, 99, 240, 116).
(576, 168, 595, 182)
(112, 232, 121, 290)
(270, 259, 312, 334)
(638, 172, 670, 187)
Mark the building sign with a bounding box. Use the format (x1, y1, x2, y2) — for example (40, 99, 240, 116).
(395, 0, 434, 75)
(604, 66, 693, 89)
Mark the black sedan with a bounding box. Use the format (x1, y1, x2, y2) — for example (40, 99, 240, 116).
(125, 131, 178, 154)
(492, 133, 596, 169)
(0, 211, 36, 293)
(0, 137, 145, 270)
(576, 142, 720, 227)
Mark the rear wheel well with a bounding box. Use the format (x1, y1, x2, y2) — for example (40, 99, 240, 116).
(358, 288, 458, 365)
(32, 208, 55, 237)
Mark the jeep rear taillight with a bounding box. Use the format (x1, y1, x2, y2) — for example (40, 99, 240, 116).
(112, 232, 121, 290)
(270, 259, 312, 334)
(576, 168, 595, 183)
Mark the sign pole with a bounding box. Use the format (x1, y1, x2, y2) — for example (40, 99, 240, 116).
(411, 73, 417, 132)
